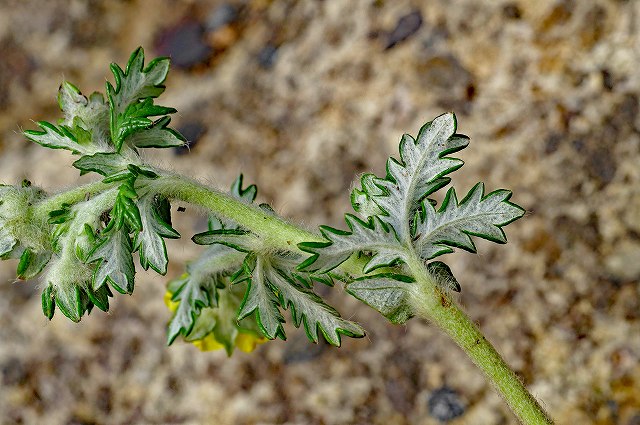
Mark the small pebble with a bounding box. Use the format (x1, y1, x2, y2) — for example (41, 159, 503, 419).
(257, 44, 278, 69)
(206, 4, 239, 32)
(156, 21, 212, 69)
(385, 10, 423, 50)
(428, 387, 465, 422)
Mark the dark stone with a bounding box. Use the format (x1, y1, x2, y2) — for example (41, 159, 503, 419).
(257, 44, 279, 69)
(206, 4, 239, 32)
(601, 69, 614, 91)
(1, 357, 28, 386)
(155, 21, 212, 69)
(427, 387, 465, 422)
(385, 10, 423, 49)
(174, 121, 207, 155)
(502, 3, 522, 20)
(544, 133, 563, 154)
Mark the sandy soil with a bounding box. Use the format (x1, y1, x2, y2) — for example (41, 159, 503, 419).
(1, 1, 639, 424)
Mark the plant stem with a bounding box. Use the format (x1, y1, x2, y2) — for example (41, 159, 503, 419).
(33, 181, 115, 222)
(30, 173, 552, 423)
(155, 175, 370, 277)
(405, 255, 553, 425)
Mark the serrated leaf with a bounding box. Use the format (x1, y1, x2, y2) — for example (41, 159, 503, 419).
(166, 272, 219, 345)
(52, 284, 84, 323)
(354, 113, 469, 242)
(133, 193, 180, 275)
(108, 48, 170, 113)
(166, 245, 245, 344)
(85, 284, 112, 312)
(126, 116, 185, 148)
(24, 121, 92, 155)
(236, 256, 286, 340)
(347, 274, 414, 324)
(185, 284, 257, 355)
(73, 152, 127, 176)
(299, 214, 406, 274)
(16, 248, 51, 280)
(57, 81, 110, 144)
(264, 260, 364, 345)
(106, 180, 142, 232)
(110, 98, 176, 150)
(87, 228, 136, 294)
(192, 229, 256, 252)
(414, 183, 525, 259)
(107, 47, 173, 151)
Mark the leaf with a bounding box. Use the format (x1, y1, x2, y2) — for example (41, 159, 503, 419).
(126, 116, 185, 149)
(73, 152, 127, 176)
(236, 256, 286, 341)
(42, 284, 55, 320)
(352, 113, 469, 242)
(166, 245, 245, 344)
(133, 193, 180, 275)
(347, 274, 414, 324)
(298, 214, 406, 274)
(192, 229, 256, 252)
(51, 284, 86, 323)
(106, 179, 142, 232)
(414, 183, 525, 259)
(110, 98, 176, 150)
(185, 284, 260, 355)
(106, 47, 174, 151)
(107, 47, 170, 113)
(262, 259, 364, 345)
(238, 255, 364, 345)
(87, 228, 136, 294)
(86, 284, 112, 312)
(16, 248, 51, 280)
(0, 227, 17, 258)
(57, 81, 110, 145)
(24, 121, 92, 155)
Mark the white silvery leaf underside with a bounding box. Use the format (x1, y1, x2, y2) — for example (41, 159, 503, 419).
(356, 113, 469, 243)
(415, 182, 525, 259)
(300, 214, 408, 274)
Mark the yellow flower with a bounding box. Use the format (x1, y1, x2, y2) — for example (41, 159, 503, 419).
(164, 289, 267, 354)
(191, 330, 266, 353)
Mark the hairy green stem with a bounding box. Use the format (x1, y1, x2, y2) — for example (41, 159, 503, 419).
(33, 180, 115, 222)
(405, 255, 553, 425)
(28, 173, 552, 423)
(158, 174, 552, 423)
(154, 175, 372, 277)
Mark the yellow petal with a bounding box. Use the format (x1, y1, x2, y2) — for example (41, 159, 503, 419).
(164, 290, 180, 313)
(235, 332, 267, 353)
(192, 333, 225, 352)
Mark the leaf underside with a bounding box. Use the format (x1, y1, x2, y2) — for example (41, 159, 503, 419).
(299, 113, 525, 323)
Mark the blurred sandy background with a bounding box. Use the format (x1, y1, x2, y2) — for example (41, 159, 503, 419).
(1, 0, 639, 424)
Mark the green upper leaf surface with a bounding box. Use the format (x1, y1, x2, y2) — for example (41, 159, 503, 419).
(106, 47, 174, 151)
(133, 193, 180, 275)
(87, 228, 136, 294)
